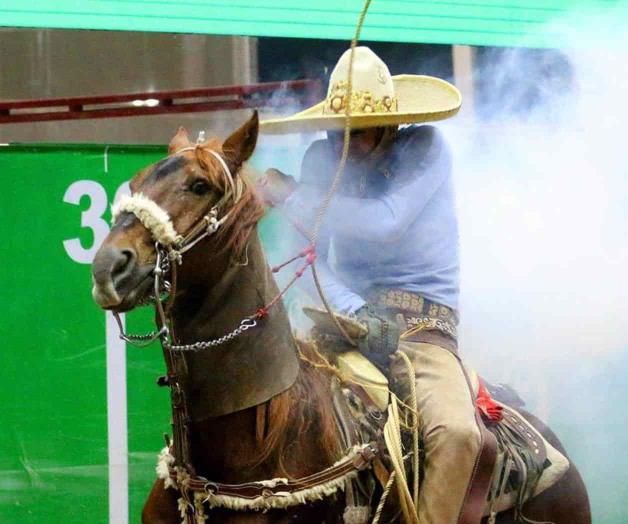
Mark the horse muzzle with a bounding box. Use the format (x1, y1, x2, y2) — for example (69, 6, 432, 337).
(91, 245, 151, 310)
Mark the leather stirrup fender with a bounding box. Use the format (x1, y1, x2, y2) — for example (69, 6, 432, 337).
(457, 365, 499, 524)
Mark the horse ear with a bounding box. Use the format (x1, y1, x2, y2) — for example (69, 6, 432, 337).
(222, 110, 259, 173)
(168, 127, 191, 154)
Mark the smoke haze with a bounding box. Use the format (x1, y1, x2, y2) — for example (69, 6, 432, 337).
(256, 12, 628, 523)
(450, 43, 628, 385)
(445, 20, 628, 522)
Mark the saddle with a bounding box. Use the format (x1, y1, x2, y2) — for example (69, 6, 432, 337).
(466, 370, 570, 521)
(304, 306, 570, 524)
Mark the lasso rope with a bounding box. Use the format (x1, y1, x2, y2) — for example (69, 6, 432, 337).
(310, 0, 372, 244)
(384, 396, 419, 524)
(298, 341, 422, 524)
(371, 470, 397, 524)
(395, 349, 420, 510)
(297, 341, 420, 423)
(309, 0, 373, 347)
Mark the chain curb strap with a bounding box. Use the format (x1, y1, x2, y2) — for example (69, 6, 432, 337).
(115, 242, 258, 353)
(112, 243, 172, 346)
(163, 317, 258, 351)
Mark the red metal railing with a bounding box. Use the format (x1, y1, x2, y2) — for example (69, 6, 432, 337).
(0, 79, 321, 124)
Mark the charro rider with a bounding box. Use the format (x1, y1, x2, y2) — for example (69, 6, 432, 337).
(258, 47, 496, 524)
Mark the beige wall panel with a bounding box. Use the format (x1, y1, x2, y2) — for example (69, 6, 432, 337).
(0, 29, 258, 143)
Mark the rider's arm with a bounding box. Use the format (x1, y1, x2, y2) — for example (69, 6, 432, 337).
(288, 127, 452, 243)
(305, 235, 366, 314)
(281, 141, 365, 314)
(279, 140, 333, 232)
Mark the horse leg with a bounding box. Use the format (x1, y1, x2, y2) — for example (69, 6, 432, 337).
(142, 479, 180, 524)
(491, 410, 591, 524)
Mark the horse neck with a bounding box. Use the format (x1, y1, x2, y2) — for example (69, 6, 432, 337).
(165, 229, 341, 482)
(169, 229, 291, 342)
(165, 227, 300, 420)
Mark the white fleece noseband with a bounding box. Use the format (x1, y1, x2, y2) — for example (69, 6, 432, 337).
(111, 148, 240, 249)
(112, 192, 181, 246)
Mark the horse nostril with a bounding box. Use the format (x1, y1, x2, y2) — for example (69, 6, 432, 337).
(92, 246, 141, 308)
(120, 248, 135, 266)
(111, 248, 137, 285)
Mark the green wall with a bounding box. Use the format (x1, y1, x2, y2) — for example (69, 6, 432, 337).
(1, 0, 626, 48)
(0, 144, 164, 522)
(0, 142, 306, 523)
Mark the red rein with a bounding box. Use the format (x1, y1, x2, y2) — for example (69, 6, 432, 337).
(254, 245, 318, 320)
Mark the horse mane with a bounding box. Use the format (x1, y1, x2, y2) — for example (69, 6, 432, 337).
(193, 140, 266, 259)
(254, 340, 342, 477)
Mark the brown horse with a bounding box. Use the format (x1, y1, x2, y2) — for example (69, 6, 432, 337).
(90, 112, 591, 523)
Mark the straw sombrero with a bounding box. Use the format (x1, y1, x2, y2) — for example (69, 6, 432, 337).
(260, 47, 462, 135)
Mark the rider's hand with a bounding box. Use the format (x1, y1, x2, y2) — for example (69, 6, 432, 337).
(354, 305, 402, 366)
(310, 304, 401, 367)
(256, 168, 298, 207)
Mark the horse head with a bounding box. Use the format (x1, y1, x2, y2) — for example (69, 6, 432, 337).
(91, 111, 262, 312)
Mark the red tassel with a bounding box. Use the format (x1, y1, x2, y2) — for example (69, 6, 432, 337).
(476, 378, 503, 422)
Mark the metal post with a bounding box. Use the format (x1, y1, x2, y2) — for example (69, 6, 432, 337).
(452, 45, 476, 120)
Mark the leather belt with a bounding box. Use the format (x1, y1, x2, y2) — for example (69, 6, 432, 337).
(369, 288, 459, 345)
(369, 288, 458, 321)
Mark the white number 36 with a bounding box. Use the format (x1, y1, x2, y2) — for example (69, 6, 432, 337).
(63, 180, 130, 264)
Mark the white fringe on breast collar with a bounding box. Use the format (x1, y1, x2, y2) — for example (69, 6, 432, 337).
(112, 193, 181, 246)
(156, 445, 366, 518)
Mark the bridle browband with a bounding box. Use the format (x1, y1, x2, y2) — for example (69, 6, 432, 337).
(112, 146, 243, 263)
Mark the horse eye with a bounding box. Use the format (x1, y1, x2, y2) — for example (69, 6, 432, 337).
(190, 180, 210, 196)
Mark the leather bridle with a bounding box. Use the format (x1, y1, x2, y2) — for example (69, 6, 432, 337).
(110, 145, 256, 350)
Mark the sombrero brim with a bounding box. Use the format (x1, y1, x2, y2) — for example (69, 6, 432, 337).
(260, 74, 462, 135)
